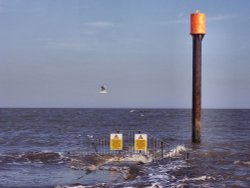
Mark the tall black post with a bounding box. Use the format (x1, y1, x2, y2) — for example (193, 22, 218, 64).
(192, 34, 204, 143)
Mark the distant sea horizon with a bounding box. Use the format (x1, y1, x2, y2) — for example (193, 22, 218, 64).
(1, 107, 250, 109)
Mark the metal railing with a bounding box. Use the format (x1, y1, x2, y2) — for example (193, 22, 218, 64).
(87, 130, 170, 161)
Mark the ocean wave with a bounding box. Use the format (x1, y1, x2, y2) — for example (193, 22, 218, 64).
(69, 152, 153, 172)
(69, 153, 144, 181)
(55, 145, 189, 188)
(0, 151, 67, 165)
(163, 145, 187, 158)
(179, 175, 215, 182)
(146, 162, 187, 187)
(55, 186, 88, 188)
(107, 153, 153, 163)
(69, 145, 188, 179)
(234, 160, 250, 166)
(143, 183, 163, 188)
(55, 183, 109, 188)
(143, 146, 189, 188)
(56, 182, 164, 188)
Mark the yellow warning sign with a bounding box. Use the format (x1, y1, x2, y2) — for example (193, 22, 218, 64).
(110, 133, 123, 150)
(134, 134, 147, 151)
(138, 135, 143, 139)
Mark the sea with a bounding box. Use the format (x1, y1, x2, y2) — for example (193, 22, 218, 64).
(0, 108, 249, 188)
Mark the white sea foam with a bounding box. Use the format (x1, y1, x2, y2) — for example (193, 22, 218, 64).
(164, 145, 187, 158)
(234, 160, 240, 164)
(144, 183, 163, 188)
(107, 145, 187, 164)
(68, 145, 189, 188)
(55, 185, 87, 188)
(179, 175, 214, 182)
(242, 161, 250, 165)
(70, 145, 187, 172)
(107, 154, 152, 164)
(145, 146, 189, 187)
(55, 183, 108, 188)
(122, 183, 163, 188)
(234, 160, 250, 165)
(55, 185, 91, 188)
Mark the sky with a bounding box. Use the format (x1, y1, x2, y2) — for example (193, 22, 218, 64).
(0, 0, 250, 108)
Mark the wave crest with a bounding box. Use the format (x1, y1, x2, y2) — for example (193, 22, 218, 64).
(164, 145, 187, 158)
(0, 151, 66, 164)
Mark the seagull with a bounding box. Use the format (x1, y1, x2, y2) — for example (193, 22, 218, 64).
(99, 85, 108, 94)
(87, 135, 93, 139)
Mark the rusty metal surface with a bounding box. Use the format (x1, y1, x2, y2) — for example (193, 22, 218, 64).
(192, 34, 204, 143)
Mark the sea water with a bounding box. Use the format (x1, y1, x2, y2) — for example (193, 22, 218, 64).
(0, 108, 249, 187)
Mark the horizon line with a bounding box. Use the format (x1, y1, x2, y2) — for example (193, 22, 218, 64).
(0, 107, 249, 110)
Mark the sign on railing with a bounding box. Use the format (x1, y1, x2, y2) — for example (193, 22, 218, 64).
(134, 134, 147, 151)
(110, 133, 123, 150)
(89, 130, 167, 161)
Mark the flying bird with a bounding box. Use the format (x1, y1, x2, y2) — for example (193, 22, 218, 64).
(99, 85, 108, 94)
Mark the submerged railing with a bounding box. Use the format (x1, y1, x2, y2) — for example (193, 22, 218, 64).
(87, 130, 171, 161)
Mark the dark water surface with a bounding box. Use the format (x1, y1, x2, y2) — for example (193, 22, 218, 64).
(0, 108, 249, 187)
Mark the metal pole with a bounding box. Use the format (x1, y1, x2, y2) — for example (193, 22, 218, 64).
(160, 141, 164, 159)
(190, 11, 206, 144)
(192, 34, 204, 143)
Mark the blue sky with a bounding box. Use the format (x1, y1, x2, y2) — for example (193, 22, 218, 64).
(0, 0, 250, 108)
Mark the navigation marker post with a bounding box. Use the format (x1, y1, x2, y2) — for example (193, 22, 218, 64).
(190, 11, 206, 143)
